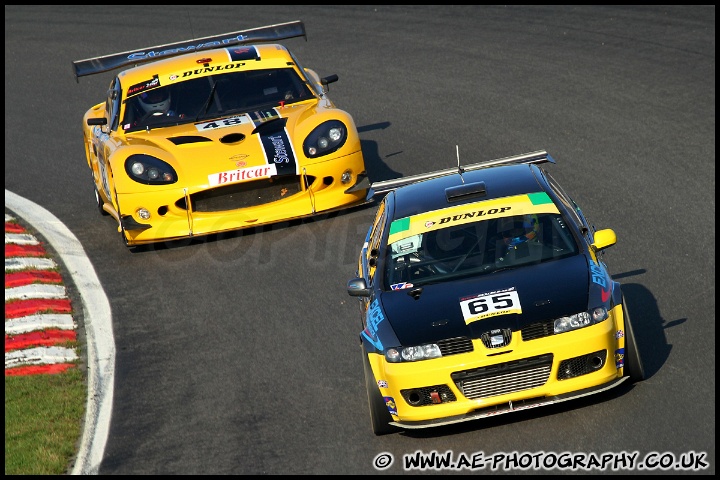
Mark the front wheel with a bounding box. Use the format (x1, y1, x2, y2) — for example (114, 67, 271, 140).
(362, 348, 400, 436)
(622, 298, 645, 383)
(94, 186, 109, 216)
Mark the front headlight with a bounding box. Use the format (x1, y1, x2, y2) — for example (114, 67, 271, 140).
(303, 120, 347, 158)
(554, 306, 608, 334)
(385, 343, 442, 363)
(125, 154, 177, 185)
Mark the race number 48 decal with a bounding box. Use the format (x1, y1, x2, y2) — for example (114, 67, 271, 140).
(460, 287, 522, 324)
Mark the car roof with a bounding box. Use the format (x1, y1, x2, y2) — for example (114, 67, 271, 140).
(390, 163, 546, 221)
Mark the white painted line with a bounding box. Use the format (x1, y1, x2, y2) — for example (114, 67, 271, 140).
(5, 257, 57, 271)
(6, 346, 79, 368)
(5, 232, 40, 245)
(5, 314, 76, 335)
(5, 284, 67, 301)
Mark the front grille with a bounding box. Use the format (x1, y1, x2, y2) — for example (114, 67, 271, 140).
(177, 176, 310, 212)
(451, 353, 553, 400)
(557, 350, 607, 380)
(400, 384, 457, 407)
(437, 337, 473, 356)
(521, 319, 556, 341)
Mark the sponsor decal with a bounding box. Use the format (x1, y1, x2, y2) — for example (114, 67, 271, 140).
(615, 348, 625, 369)
(127, 75, 161, 97)
(384, 397, 398, 415)
(361, 299, 385, 351)
(249, 110, 299, 176)
(179, 61, 245, 78)
(377, 380, 388, 388)
(616, 329, 625, 339)
(390, 282, 414, 290)
(589, 260, 608, 288)
(438, 206, 512, 225)
(208, 164, 277, 186)
(126, 34, 250, 62)
(460, 287, 522, 324)
(387, 192, 560, 245)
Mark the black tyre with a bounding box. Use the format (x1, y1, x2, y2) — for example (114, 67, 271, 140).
(94, 187, 109, 216)
(362, 348, 400, 436)
(622, 298, 645, 383)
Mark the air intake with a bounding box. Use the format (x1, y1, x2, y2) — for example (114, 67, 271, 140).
(445, 181, 486, 202)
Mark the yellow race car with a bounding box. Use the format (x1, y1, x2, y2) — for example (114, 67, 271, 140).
(73, 21, 369, 248)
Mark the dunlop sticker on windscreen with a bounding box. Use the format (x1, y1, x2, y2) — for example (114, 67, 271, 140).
(388, 192, 557, 245)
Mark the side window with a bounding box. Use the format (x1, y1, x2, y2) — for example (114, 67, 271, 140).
(107, 77, 122, 132)
(364, 200, 386, 287)
(545, 171, 593, 242)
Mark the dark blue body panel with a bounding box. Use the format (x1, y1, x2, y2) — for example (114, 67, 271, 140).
(376, 254, 591, 347)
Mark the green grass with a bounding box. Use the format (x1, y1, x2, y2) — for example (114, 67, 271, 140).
(4, 367, 86, 474)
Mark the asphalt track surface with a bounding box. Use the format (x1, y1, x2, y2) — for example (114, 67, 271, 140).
(5, 5, 715, 475)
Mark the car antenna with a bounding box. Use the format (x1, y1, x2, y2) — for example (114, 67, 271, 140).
(456, 145, 465, 184)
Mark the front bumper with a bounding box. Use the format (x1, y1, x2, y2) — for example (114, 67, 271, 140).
(116, 151, 367, 245)
(367, 312, 627, 429)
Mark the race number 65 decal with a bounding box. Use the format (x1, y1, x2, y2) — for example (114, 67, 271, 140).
(460, 287, 522, 324)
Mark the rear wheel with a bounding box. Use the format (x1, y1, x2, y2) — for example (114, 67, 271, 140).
(362, 348, 400, 436)
(622, 298, 645, 383)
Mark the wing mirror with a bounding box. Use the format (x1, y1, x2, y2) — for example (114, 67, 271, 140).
(347, 278, 370, 297)
(591, 228, 617, 252)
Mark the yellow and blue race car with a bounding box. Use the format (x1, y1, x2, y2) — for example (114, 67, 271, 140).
(73, 21, 368, 248)
(347, 150, 644, 435)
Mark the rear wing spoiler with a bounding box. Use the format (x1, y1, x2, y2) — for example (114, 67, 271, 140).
(72, 20, 306, 82)
(368, 150, 555, 198)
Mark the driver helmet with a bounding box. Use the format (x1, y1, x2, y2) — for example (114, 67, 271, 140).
(138, 88, 171, 115)
(501, 214, 539, 249)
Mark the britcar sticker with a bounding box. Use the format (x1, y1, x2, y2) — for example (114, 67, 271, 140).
(208, 164, 277, 187)
(126, 75, 161, 97)
(460, 287, 522, 324)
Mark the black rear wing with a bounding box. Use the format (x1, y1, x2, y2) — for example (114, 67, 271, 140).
(368, 150, 555, 198)
(72, 20, 306, 82)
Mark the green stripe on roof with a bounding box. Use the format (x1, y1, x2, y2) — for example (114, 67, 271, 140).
(528, 192, 553, 204)
(389, 217, 410, 235)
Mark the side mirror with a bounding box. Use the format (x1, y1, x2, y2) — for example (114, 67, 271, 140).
(320, 74, 339, 93)
(347, 278, 370, 297)
(87, 117, 107, 126)
(321, 74, 339, 86)
(591, 228, 617, 252)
